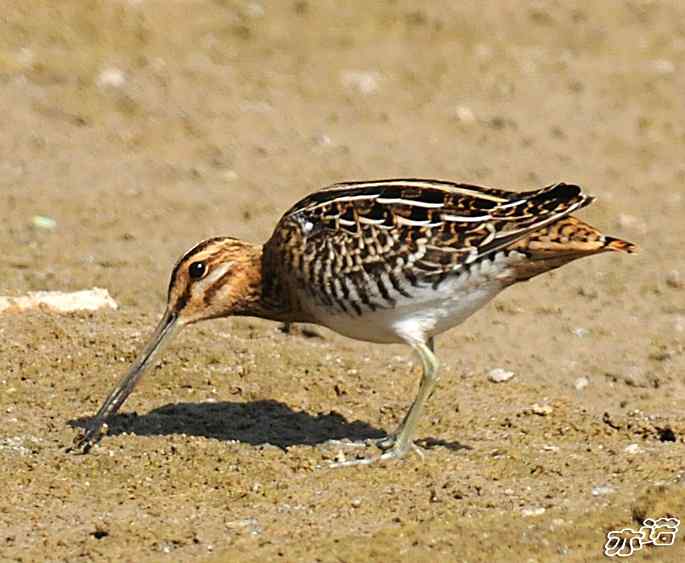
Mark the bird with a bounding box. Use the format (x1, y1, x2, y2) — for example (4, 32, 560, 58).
(71, 178, 637, 465)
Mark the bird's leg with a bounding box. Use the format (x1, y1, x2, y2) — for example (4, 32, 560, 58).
(330, 337, 439, 467)
(425, 336, 438, 401)
(381, 338, 438, 458)
(376, 336, 436, 451)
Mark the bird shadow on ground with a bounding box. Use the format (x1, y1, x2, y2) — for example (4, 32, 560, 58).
(68, 399, 469, 452)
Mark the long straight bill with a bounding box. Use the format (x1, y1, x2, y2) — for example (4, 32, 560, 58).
(71, 310, 181, 453)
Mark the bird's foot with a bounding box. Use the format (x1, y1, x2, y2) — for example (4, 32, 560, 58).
(328, 440, 425, 468)
(375, 433, 397, 450)
(323, 434, 397, 450)
(323, 438, 371, 449)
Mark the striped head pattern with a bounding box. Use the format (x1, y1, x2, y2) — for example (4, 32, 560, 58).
(167, 237, 263, 324)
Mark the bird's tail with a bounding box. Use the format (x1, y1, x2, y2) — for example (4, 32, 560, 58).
(507, 216, 638, 281)
(603, 236, 639, 254)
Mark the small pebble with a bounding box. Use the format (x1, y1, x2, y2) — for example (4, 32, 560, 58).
(624, 443, 642, 455)
(531, 403, 553, 416)
(488, 368, 515, 383)
(574, 376, 590, 391)
(573, 327, 589, 337)
(652, 59, 675, 74)
(245, 2, 264, 18)
(665, 270, 683, 289)
(453, 106, 477, 124)
(96, 67, 127, 89)
(239, 100, 273, 113)
(521, 507, 545, 517)
(351, 498, 362, 508)
(592, 484, 615, 496)
(340, 70, 381, 94)
(31, 215, 57, 230)
(313, 134, 333, 146)
(225, 518, 261, 535)
(16, 47, 34, 67)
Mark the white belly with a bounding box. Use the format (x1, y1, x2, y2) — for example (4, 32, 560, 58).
(302, 252, 520, 345)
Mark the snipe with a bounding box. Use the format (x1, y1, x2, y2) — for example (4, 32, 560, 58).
(72, 179, 637, 465)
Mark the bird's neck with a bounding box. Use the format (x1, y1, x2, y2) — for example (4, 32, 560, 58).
(232, 243, 301, 322)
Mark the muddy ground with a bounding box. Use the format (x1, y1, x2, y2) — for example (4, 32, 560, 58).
(1, 1, 684, 561)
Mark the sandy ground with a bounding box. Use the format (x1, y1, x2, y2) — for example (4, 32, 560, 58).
(1, 1, 684, 561)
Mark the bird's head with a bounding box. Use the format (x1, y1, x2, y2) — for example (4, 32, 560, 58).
(166, 237, 263, 326)
(139, 236, 264, 375)
(72, 236, 263, 452)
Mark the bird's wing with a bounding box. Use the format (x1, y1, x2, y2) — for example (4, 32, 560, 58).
(268, 179, 591, 312)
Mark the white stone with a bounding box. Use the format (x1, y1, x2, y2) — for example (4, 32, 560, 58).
(454, 106, 477, 124)
(624, 443, 642, 455)
(239, 100, 273, 113)
(574, 376, 590, 391)
(31, 215, 56, 230)
(521, 507, 545, 517)
(592, 484, 615, 496)
(96, 67, 127, 89)
(340, 70, 381, 95)
(488, 368, 515, 383)
(652, 59, 675, 74)
(223, 170, 239, 182)
(16, 47, 34, 66)
(245, 2, 264, 18)
(0, 288, 118, 314)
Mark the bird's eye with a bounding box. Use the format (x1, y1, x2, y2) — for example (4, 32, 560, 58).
(188, 261, 207, 280)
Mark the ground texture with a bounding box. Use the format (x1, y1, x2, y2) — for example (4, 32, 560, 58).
(1, 1, 684, 561)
